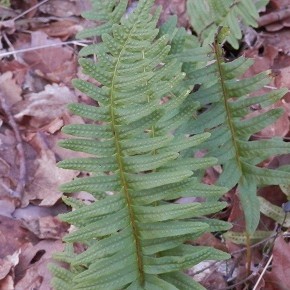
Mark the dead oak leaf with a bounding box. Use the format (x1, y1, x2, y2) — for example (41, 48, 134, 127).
(23, 148, 78, 207)
(14, 83, 77, 124)
(22, 216, 69, 240)
(264, 235, 290, 290)
(21, 31, 77, 84)
(0, 71, 22, 106)
(15, 240, 64, 290)
(0, 250, 20, 280)
(0, 60, 29, 86)
(35, 20, 83, 41)
(39, 0, 91, 17)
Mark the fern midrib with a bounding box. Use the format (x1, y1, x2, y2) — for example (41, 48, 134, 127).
(213, 41, 242, 173)
(109, 24, 145, 285)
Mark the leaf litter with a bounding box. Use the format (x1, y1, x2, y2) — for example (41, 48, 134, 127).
(0, 0, 290, 289)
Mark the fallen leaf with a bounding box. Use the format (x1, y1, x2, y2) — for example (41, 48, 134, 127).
(21, 31, 77, 84)
(15, 240, 64, 290)
(0, 251, 20, 280)
(14, 83, 77, 124)
(0, 275, 14, 290)
(264, 235, 290, 290)
(35, 20, 83, 41)
(0, 71, 22, 106)
(22, 216, 69, 240)
(0, 60, 28, 86)
(39, 0, 91, 17)
(23, 147, 78, 207)
(13, 203, 67, 220)
(155, 0, 188, 27)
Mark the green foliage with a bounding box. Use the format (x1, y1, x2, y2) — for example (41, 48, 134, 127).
(52, 0, 231, 289)
(259, 196, 290, 227)
(177, 27, 290, 233)
(224, 230, 272, 245)
(0, 0, 10, 7)
(52, 0, 290, 288)
(187, 0, 269, 48)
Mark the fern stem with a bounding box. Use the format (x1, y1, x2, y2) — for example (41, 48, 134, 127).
(110, 27, 145, 285)
(245, 232, 252, 277)
(213, 40, 242, 173)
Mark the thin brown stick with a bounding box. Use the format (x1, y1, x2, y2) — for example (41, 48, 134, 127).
(253, 254, 273, 290)
(2, 32, 18, 61)
(245, 232, 252, 276)
(0, 93, 26, 200)
(0, 40, 92, 58)
(12, 0, 50, 22)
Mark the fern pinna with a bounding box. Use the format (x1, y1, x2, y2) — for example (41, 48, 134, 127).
(178, 27, 290, 234)
(187, 0, 269, 49)
(50, 0, 230, 289)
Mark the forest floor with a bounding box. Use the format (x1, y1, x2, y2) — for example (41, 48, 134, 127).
(1, 0, 290, 289)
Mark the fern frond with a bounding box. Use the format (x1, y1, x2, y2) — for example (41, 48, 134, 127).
(180, 28, 289, 234)
(187, 0, 269, 48)
(77, 0, 128, 39)
(52, 0, 231, 289)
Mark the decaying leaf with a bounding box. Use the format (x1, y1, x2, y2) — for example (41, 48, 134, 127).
(22, 216, 69, 240)
(264, 235, 290, 290)
(0, 71, 22, 106)
(15, 240, 64, 290)
(14, 83, 77, 123)
(23, 147, 78, 207)
(21, 31, 77, 84)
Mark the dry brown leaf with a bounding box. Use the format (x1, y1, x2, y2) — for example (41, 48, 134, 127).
(14, 83, 77, 123)
(0, 275, 14, 290)
(0, 200, 15, 218)
(15, 240, 64, 290)
(0, 250, 20, 280)
(269, 0, 290, 10)
(155, 0, 188, 27)
(0, 130, 20, 197)
(244, 45, 279, 75)
(0, 71, 22, 106)
(0, 60, 28, 86)
(22, 216, 69, 240)
(0, 19, 15, 35)
(36, 20, 83, 41)
(0, 216, 37, 283)
(264, 235, 290, 290)
(13, 203, 67, 220)
(39, 0, 91, 17)
(23, 147, 78, 206)
(21, 31, 77, 84)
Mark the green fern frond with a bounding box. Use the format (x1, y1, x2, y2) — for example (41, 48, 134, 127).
(77, 0, 128, 39)
(52, 0, 231, 289)
(180, 29, 289, 234)
(187, 0, 269, 48)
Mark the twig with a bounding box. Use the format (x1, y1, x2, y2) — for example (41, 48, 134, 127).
(258, 8, 290, 27)
(12, 0, 50, 22)
(2, 32, 18, 61)
(252, 254, 273, 290)
(0, 93, 26, 200)
(0, 40, 92, 58)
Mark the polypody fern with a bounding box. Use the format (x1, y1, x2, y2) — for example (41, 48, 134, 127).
(50, 0, 231, 289)
(187, 0, 269, 48)
(177, 27, 290, 234)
